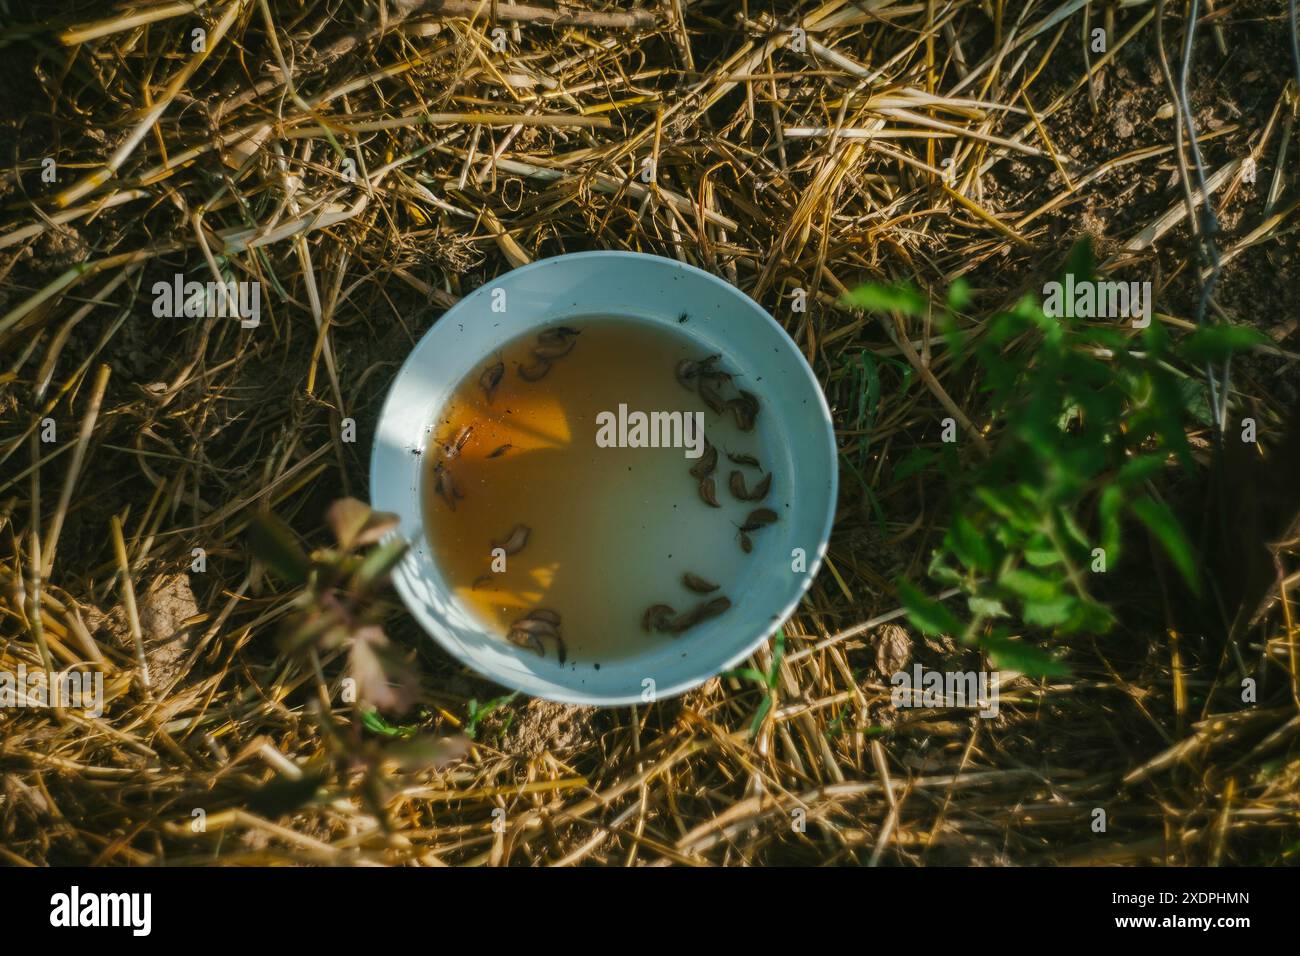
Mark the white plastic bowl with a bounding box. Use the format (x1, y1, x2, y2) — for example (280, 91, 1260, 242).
(370, 251, 837, 705)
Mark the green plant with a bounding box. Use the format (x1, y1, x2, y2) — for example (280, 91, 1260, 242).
(465, 692, 520, 740)
(840, 349, 913, 533)
(845, 241, 1268, 676)
(727, 627, 787, 734)
(252, 497, 419, 711)
(248, 498, 467, 822)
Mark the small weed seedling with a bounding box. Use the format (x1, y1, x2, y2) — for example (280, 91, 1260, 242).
(249, 498, 467, 824)
(845, 241, 1267, 676)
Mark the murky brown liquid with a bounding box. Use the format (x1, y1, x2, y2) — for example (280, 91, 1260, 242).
(422, 316, 767, 665)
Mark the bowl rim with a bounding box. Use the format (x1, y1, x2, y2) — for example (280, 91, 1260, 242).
(370, 249, 839, 705)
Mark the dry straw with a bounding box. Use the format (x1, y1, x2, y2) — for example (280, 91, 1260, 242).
(0, 0, 1297, 865)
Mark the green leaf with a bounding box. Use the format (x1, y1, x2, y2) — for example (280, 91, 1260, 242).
(352, 536, 410, 591)
(999, 567, 1061, 603)
(1177, 325, 1269, 364)
(897, 579, 963, 636)
(1022, 535, 1063, 568)
(249, 511, 309, 584)
(465, 692, 519, 740)
(328, 497, 400, 551)
(350, 625, 420, 714)
(856, 350, 881, 434)
(1062, 238, 1095, 285)
(927, 556, 964, 586)
(949, 514, 995, 572)
(769, 628, 787, 687)
(1098, 485, 1124, 562)
(842, 282, 927, 317)
(1115, 454, 1166, 487)
(749, 693, 774, 735)
(981, 634, 1071, 677)
(1058, 508, 1092, 552)
(1022, 596, 1074, 627)
(974, 487, 1037, 532)
(1066, 598, 1116, 634)
(1129, 496, 1199, 592)
(362, 708, 414, 737)
(946, 278, 971, 313)
(968, 595, 1009, 618)
(328, 497, 372, 551)
(892, 447, 937, 484)
(939, 308, 968, 362)
(1175, 377, 1215, 427)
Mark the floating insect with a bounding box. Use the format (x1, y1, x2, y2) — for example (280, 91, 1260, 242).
(479, 361, 505, 403)
(675, 353, 724, 391)
(728, 390, 759, 431)
(677, 311, 689, 323)
(491, 523, 530, 556)
(689, 439, 717, 479)
(728, 469, 771, 501)
(698, 477, 721, 508)
(675, 358, 700, 390)
(736, 507, 777, 552)
(434, 464, 463, 511)
(695, 354, 726, 379)
(728, 470, 747, 499)
(641, 604, 676, 632)
(683, 572, 719, 593)
(517, 326, 582, 380)
(668, 596, 732, 634)
(741, 508, 778, 530)
(702, 596, 731, 617)
(727, 451, 760, 468)
(532, 342, 572, 360)
(533, 326, 579, 356)
(517, 357, 551, 381)
(508, 609, 566, 663)
(538, 326, 580, 347)
(487, 443, 512, 459)
(442, 425, 474, 460)
(698, 376, 726, 414)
